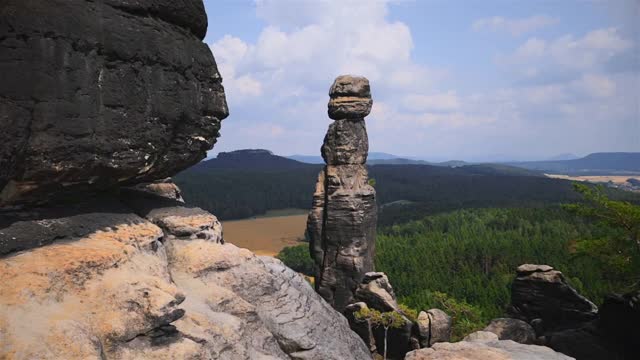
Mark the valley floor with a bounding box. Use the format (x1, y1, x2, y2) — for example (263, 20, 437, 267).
(222, 211, 308, 256)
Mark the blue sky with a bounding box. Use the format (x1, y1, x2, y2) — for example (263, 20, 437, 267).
(204, 0, 639, 161)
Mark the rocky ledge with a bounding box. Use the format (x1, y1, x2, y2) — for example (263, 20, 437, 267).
(405, 331, 574, 360)
(0, 185, 371, 359)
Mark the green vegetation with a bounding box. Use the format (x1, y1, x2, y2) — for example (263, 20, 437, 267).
(272, 183, 640, 340)
(355, 307, 407, 360)
(563, 183, 640, 289)
(276, 244, 315, 277)
(175, 163, 639, 221)
(376, 206, 632, 338)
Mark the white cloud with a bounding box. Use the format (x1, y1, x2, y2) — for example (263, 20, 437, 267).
(549, 28, 633, 69)
(210, 35, 262, 98)
(574, 73, 616, 98)
(473, 15, 558, 36)
(210, 0, 422, 106)
(499, 28, 633, 70)
(402, 91, 460, 112)
(207, 1, 639, 159)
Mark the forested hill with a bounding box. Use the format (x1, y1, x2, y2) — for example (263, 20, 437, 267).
(174, 149, 640, 222)
(192, 149, 315, 170)
(508, 152, 640, 175)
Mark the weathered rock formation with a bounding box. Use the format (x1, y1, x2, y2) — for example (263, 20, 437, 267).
(0, 0, 228, 206)
(405, 331, 574, 360)
(345, 273, 415, 359)
(503, 264, 638, 359)
(343, 272, 454, 359)
(483, 318, 536, 345)
(508, 264, 598, 331)
(0, 189, 371, 359)
(355, 272, 400, 312)
(415, 309, 453, 348)
(0, 3, 372, 359)
(308, 75, 377, 312)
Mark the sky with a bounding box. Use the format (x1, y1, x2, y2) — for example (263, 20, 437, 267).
(203, 0, 639, 162)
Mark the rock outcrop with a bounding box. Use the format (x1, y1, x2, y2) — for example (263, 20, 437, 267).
(415, 309, 453, 348)
(502, 264, 639, 359)
(483, 318, 536, 345)
(405, 331, 574, 360)
(0, 0, 228, 206)
(355, 272, 400, 312)
(508, 264, 597, 331)
(0, 3, 372, 359)
(308, 75, 377, 312)
(542, 289, 639, 360)
(0, 189, 371, 359)
(345, 272, 455, 359)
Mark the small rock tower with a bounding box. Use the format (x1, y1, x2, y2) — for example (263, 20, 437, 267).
(307, 75, 377, 312)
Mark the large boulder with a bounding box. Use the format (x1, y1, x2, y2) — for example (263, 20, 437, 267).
(0, 0, 228, 206)
(327, 75, 372, 120)
(405, 331, 575, 360)
(598, 290, 639, 359)
(355, 272, 400, 312)
(508, 264, 597, 331)
(484, 318, 536, 344)
(543, 290, 639, 360)
(415, 309, 452, 347)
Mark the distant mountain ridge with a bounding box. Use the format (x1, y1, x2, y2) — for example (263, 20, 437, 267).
(198, 148, 538, 174)
(508, 152, 640, 175)
(192, 149, 313, 170)
(288, 151, 409, 164)
(199, 149, 639, 175)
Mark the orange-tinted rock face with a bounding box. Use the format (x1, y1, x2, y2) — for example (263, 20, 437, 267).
(0, 186, 372, 359)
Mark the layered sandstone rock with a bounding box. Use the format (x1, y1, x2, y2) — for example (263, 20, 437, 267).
(415, 309, 453, 348)
(0, 188, 372, 359)
(508, 264, 598, 331)
(502, 264, 637, 360)
(327, 75, 372, 120)
(308, 75, 377, 313)
(483, 318, 536, 345)
(346, 273, 416, 359)
(0, 0, 228, 206)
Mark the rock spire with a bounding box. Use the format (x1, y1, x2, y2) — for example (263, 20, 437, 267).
(307, 75, 377, 312)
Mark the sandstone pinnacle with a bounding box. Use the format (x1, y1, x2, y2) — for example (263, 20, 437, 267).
(328, 75, 373, 120)
(308, 75, 377, 312)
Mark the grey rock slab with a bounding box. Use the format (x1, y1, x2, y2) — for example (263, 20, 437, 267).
(406, 334, 575, 360)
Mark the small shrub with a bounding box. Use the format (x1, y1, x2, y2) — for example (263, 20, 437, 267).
(276, 244, 314, 276)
